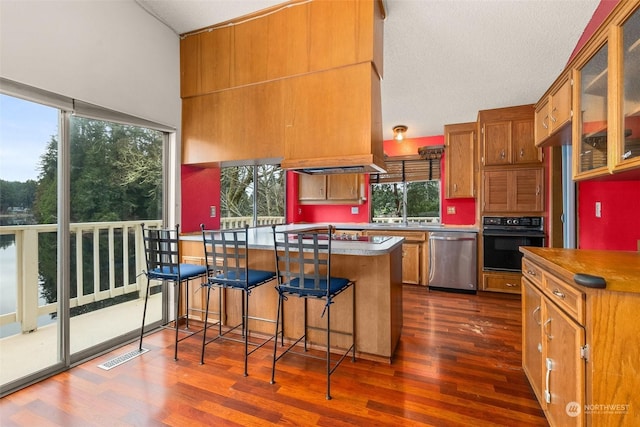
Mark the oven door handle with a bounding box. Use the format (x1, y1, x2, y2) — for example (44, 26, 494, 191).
(430, 236, 476, 241)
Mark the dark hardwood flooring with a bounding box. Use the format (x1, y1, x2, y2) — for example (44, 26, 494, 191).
(0, 285, 547, 426)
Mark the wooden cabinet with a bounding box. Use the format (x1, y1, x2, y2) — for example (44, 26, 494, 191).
(535, 72, 572, 146)
(479, 105, 541, 166)
(521, 247, 640, 427)
(569, 1, 640, 180)
(482, 272, 521, 294)
(298, 173, 363, 204)
(522, 275, 544, 403)
(444, 122, 476, 198)
(522, 265, 585, 427)
(483, 168, 543, 213)
(364, 230, 428, 286)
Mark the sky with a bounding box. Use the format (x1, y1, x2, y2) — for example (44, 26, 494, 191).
(0, 94, 59, 182)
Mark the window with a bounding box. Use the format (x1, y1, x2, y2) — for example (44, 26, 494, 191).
(220, 164, 285, 229)
(370, 156, 441, 224)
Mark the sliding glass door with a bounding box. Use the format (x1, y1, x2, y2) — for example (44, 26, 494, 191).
(0, 88, 168, 395)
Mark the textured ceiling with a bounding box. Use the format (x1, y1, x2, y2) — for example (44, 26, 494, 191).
(136, 0, 600, 141)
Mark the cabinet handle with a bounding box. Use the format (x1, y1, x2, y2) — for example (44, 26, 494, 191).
(536, 185, 540, 195)
(532, 305, 541, 326)
(520, 148, 525, 158)
(542, 115, 549, 130)
(543, 317, 553, 339)
(550, 107, 557, 123)
(506, 282, 518, 287)
(453, 183, 458, 192)
(552, 289, 566, 299)
(527, 269, 537, 277)
(500, 149, 506, 159)
(545, 357, 554, 404)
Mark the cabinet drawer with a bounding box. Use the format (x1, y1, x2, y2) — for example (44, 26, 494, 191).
(483, 273, 522, 294)
(543, 273, 585, 325)
(522, 258, 542, 287)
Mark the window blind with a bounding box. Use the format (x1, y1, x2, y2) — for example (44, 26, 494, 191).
(370, 154, 442, 183)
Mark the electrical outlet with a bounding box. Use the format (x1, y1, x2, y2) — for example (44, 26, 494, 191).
(447, 206, 456, 214)
(209, 206, 216, 218)
(595, 201, 601, 218)
(351, 206, 359, 215)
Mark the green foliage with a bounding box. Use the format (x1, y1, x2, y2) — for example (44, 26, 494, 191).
(371, 181, 440, 220)
(221, 165, 284, 219)
(31, 117, 164, 305)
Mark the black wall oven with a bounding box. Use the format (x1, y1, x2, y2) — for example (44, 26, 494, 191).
(482, 216, 545, 272)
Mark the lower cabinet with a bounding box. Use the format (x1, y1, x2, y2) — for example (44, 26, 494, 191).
(482, 271, 521, 294)
(365, 230, 428, 286)
(521, 250, 640, 427)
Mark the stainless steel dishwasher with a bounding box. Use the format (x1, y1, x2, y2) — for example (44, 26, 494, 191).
(428, 231, 477, 292)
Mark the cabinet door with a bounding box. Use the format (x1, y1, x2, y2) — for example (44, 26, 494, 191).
(574, 42, 609, 179)
(445, 122, 476, 198)
(535, 98, 551, 146)
(522, 279, 544, 404)
(483, 170, 509, 212)
(401, 243, 421, 285)
(549, 76, 572, 134)
(298, 174, 327, 201)
(543, 301, 585, 427)
(512, 119, 540, 164)
(327, 174, 361, 201)
(512, 168, 544, 212)
(483, 121, 511, 166)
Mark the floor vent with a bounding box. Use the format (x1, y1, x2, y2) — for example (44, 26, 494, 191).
(98, 348, 148, 370)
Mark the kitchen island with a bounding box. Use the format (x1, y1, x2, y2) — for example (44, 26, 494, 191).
(520, 247, 640, 427)
(181, 224, 405, 362)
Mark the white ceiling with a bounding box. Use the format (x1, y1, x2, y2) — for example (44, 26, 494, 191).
(135, 0, 600, 141)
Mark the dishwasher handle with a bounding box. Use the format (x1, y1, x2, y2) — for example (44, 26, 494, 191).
(429, 235, 476, 242)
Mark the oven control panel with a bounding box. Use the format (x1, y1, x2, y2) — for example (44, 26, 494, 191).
(483, 216, 543, 230)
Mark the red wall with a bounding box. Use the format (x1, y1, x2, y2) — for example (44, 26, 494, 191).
(289, 135, 477, 225)
(577, 179, 640, 250)
(181, 165, 220, 233)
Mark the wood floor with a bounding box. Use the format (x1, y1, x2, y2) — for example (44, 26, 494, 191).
(0, 285, 548, 426)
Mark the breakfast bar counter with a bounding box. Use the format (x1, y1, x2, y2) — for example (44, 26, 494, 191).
(180, 225, 405, 362)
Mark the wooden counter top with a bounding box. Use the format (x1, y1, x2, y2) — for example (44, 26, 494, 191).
(520, 247, 640, 294)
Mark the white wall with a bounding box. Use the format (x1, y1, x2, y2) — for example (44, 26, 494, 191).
(0, 0, 180, 129)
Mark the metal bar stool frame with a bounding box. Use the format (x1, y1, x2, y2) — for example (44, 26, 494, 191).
(271, 225, 356, 400)
(139, 223, 207, 360)
(200, 224, 278, 376)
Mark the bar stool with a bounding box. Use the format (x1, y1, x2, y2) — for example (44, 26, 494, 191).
(271, 225, 356, 399)
(200, 224, 277, 376)
(139, 224, 207, 360)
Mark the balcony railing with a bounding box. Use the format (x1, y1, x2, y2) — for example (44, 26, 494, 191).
(0, 220, 162, 334)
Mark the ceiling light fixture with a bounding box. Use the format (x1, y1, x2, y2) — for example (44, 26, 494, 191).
(393, 125, 408, 142)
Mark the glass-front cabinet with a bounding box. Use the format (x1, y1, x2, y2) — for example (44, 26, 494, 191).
(575, 43, 609, 177)
(572, 1, 640, 180)
(616, 6, 640, 172)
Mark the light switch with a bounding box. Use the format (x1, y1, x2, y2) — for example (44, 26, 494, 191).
(595, 201, 601, 218)
(210, 206, 216, 218)
(351, 206, 359, 215)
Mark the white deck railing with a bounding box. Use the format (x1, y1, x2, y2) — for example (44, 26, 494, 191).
(0, 220, 162, 334)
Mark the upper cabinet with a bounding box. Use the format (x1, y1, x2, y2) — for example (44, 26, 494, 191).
(565, 1, 640, 180)
(180, 0, 386, 170)
(479, 105, 541, 166)
(298, 173, 364, 204)
(574, 40, 609, 178)
(444, 122, 476, 199)
(615, 5, 640, 173)
(534, 72, 572, 147)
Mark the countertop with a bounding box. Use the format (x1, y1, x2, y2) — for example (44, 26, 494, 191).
(333, 223, 479, 233)
(520, 246, 640, 294)
(182, 223, 405, 256)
